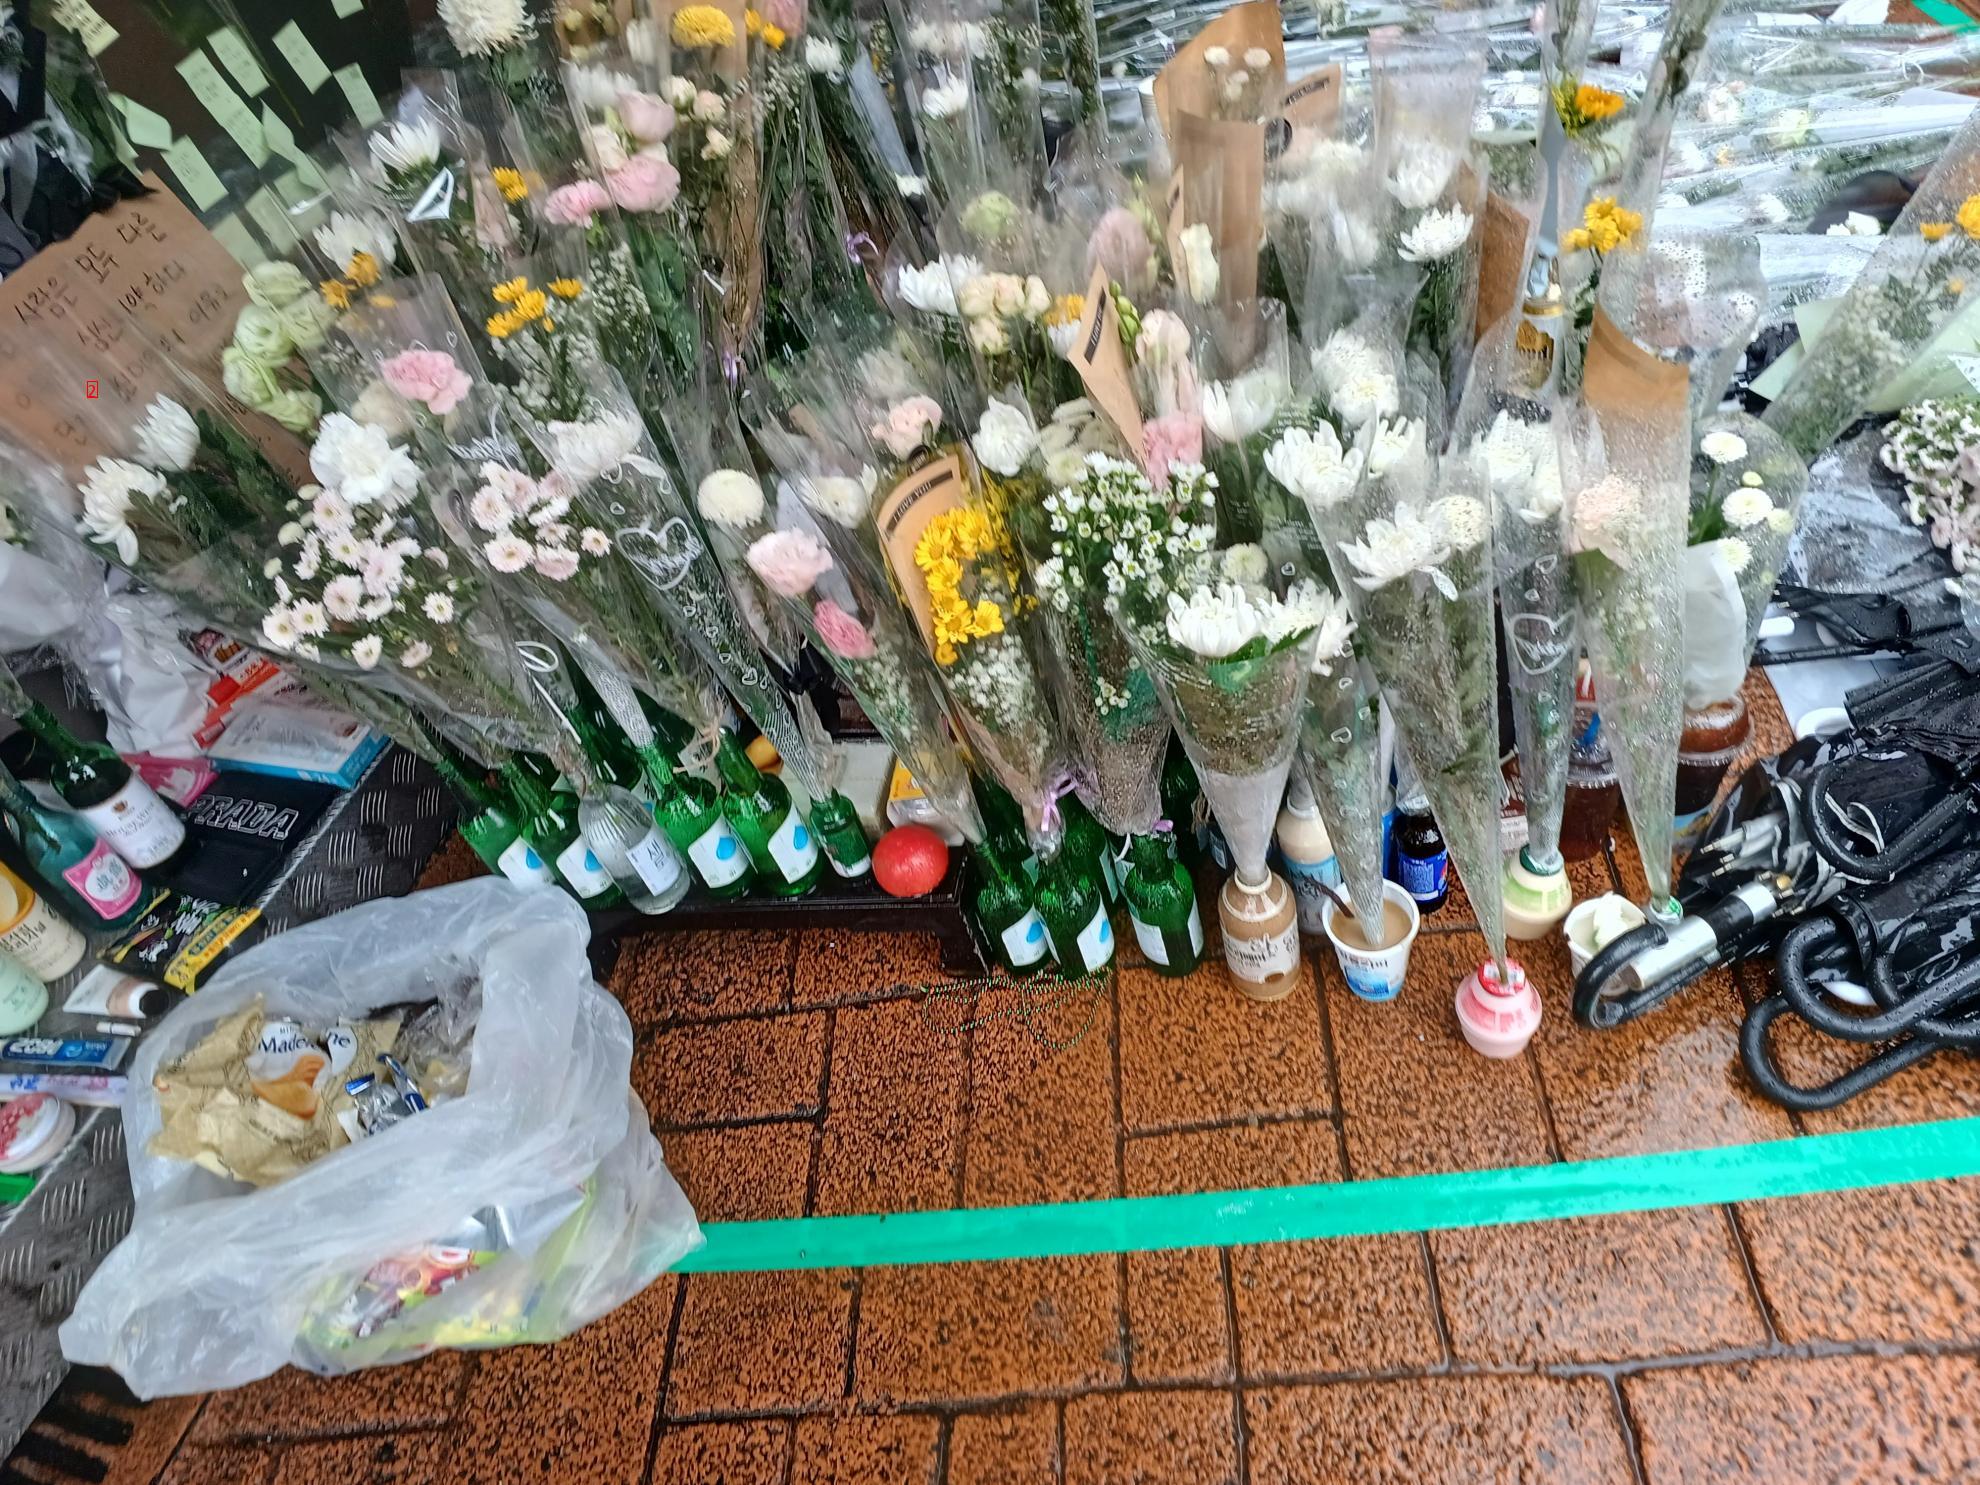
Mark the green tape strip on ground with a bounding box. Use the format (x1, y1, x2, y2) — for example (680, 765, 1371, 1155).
(1916, 0, 1975, 30)
(673, 1115, 1980, 1273)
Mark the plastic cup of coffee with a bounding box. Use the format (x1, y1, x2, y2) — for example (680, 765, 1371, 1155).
(1319, 882, 1422, 1002)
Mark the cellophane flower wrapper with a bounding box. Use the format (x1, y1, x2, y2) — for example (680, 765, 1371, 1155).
(1192, 299, 1311, 558)
(1368, 29, 1489, 417)
(1295, 613, 1388, 933)
(654, 0, 766, 375)
(1762, 107, 1980, 465)
(329, 273, 727, 741)
(336, 76, 535, 344)
(1565, 299, 1696, 916)
(435, 0, 586, 169)
(1118, 597, 1320, 887)
(554, 48, 703, 397)
(745, 407, 986, 841)
(1263, 71, 1381, 341)
(1455, 314, 1578, 875)
(1687, 410, 1808, 668)
(801, 0, 932, 260)
(1303, 402, 1508, 967)
(893, 0, 1051, 219)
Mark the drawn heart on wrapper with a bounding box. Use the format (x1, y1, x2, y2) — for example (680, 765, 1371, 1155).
(615, 518, 703, 594)
(1507, 610, 1574, 678)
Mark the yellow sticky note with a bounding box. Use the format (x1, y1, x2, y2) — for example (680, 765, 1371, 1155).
(207, 26, 270, 97)
(333, 63, 382, 127)
(50, 0, 117, 56)
(260, 106, 329, 189)
(208, 213, 268, 267)
(270, 21, 332, 92)
(111, 94, 172, 151)
(243, 184, 293, 248)
(175, 53, 268, 165)
(160, 137, 226, 212)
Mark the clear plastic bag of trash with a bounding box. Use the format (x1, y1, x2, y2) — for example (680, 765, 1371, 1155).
(60, 879, 700, 1397)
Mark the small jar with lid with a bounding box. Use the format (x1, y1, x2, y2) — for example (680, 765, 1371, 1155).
(0, 1094, 75, 1176)
(1673, 694, 1751, 849)
(1558, 707, 1621, 864)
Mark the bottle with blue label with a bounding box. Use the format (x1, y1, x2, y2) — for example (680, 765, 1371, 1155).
(715, 733, 822, 896)
(971, 840, 1049, 975)
(1390, 757, 1449, 915)
(1121, 832, 1202, 976)
(499, 761, 624, 909)
(1035, 856, 1114, 974)
(635, 741, 755, 898)
(1062, 797, 1121, 904)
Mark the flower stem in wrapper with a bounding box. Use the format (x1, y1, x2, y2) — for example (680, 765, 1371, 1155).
(1294, 630, 1387, 935)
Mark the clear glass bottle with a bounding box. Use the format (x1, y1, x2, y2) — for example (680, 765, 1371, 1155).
(715, 733, 822, 896)
(1121, 833, 1202, 976)
(578, 785, 689, 914)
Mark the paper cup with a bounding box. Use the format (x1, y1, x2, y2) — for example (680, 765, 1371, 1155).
(1564, 894, 1646, 977)
(1320, 882, 1421, 1002)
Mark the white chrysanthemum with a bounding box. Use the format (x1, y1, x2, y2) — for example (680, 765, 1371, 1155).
(324, 575, 364, 621)
(349, 633, 384, 669)
(534, 546, 580, 581)
(315, 209, 396, 270)
(972, 399, 1040, 478)
(1432, 495, 1488, 551)
(1265, 424, 1361, 509)
(581, 527, 612, 556)
(1333, 371, 1399, 430)
(1387, 143, 1460, 209)
(310, 414, 419, 507)
(896, 255, 981, 317)
(134, 396, 199, 471)
(1700, 429, 1749, 465)
(805, 35, 844, 77)
(290, 600, 328, 637)
(401, 640, 432, 669)
(549, 414, 643, 484)
(260, 607, 299, 652)
(802, 468, 876, 527)
(1312, 328, 1381, 397)
(567, 65, 638, 112)
(1307, 589, 1357, 674)
(1717, 535, 1752, 574)
(485, 533, 533, 573)
(696, 468, 767, 529)
(77, 457, 162, 564)
(1220, 543, 1269, 585)
(896, 173, 927, 198)
(469, 484, 514, 532)
(438, 0, 526, 54)
(1720, 487, 1774, 529)
(368, 118, 442, 176)
(1397, 205, 1474, 264)
(1367, 417, 1427, 481)
(1166, 581, 1268, 658)
(1752, 193, 1791, 226)
(1341, 502, 1458, 597)
(1204, 45, 1230, 67)
(922, 73, 970, 119)
(700, 127, 732, 161)
(1201, 368, 1286, 443)
(423, 592, 456, 624)
(858, 347, 921, 402)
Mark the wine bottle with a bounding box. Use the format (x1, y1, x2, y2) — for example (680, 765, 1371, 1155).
(1062, 796, 1121, 903)
(0, 761, 149, 928)
(636, 743, 753, 898)
(578, 785, 689, 914)
(498, 761, 624, 909)
(808, 790, 872, 878)
(1121, 833, 1203, 976)
(971, 840, 1050, 975)
(1034, 856, 1114, 974)
(14, 702, 186, 870)
(715, 733, 821, 896)
(430, 750, 554, 887)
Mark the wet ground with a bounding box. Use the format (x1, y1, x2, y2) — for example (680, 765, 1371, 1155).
(50, 669, 1980, 1484)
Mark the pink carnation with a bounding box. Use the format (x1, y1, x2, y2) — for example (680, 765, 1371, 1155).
(1086, 207, 1154, 291)
(746, 527, 835, 598)
(544, 179, 613, 226)
(606, 152, 681, 213)
(379, 349, 472, 415)
(870, 395, 944, 460)
(813, 599, 876, 660)
(617, 91, 676, 144)
(1141, 411, 1203, 490)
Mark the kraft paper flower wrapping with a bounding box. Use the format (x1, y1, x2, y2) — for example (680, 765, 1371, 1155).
(148, 1001, 400, 1189)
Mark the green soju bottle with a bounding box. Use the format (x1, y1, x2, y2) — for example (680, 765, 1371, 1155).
(1062, 796, 1121, 903)
(715, 733, 822, 895)
(1161, 738, 1204, 868)
(0, 761, 150, 928)
(433, 750, 555, 888)
(1034, 856, 1114, 974)
(635, 742, 754, 898)
(809, 790, 873, 878)
(1122, 832, 1204, 976)
(971, 839, 1051, 975)
(563, 664, 648, 797)
(498, 760, 624, 908)
(976, 778, 1037, 881)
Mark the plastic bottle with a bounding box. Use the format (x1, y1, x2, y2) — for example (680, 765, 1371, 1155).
(0, 943, 46, 1037)
(1390, 752, 1449, 914)
(0, 861, 84, 979)
(1276, 773, 1340, 937)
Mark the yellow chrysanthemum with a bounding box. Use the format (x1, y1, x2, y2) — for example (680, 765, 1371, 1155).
(1562, 227, 1593, 253)
(320, 278, 352, 309)
(492, 167, 529, 202)
(1574, 83, 1624, 122)
(969, 600, 1005, 638)
(924, 555, 963, 595)
(515, 289, 550, 322)
(761, 21, 786, 46)
(1044, 293, 1084, 328)
(1922, 222, 1953, 242)
(744, 7, 762, 34)
(548, 277, 584, 299)
(487, 309, 522, 339)
(934, 640, 958, 665)
(345, 251, 381, 287)
(1950, 277, 1967, 297)
(492, 276, 530, 305)
(671, 4, 736, 49)
(1571, 197, 1641, 257)
(1958, 194, 1980, 241)
(372, 293, 398, 308)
